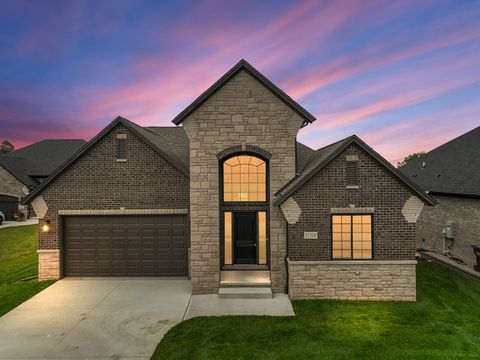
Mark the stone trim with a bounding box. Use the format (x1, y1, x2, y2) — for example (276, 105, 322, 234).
(280, 197, 302, 224)
(58, 209, 188, 215)
(288, 259, 417, 265)
(346, 155, 359, 161)
(330, 207, 374, 214)
(32, 196, 48, 219)
(37, 249, 60, 253)
(402, 196, 424, 223)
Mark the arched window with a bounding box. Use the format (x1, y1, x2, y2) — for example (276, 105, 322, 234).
(223, 155, 266, 202)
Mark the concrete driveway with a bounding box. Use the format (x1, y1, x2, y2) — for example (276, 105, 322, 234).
(0, 278, 191, 360)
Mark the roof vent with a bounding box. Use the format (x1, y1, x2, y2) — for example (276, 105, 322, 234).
(411, 174, 418, 177)
(435, 173, 441, 178)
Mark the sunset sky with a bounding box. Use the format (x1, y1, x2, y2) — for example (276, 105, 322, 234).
(1, 0, 479, 164)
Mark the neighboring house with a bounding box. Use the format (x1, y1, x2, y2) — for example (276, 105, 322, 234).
(22, 60, 435, 301)
(0, 140, 86, 220)
(400, 126, 480, 269)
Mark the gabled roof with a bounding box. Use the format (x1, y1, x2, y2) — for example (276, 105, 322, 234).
(400, 125, 480, 197)
(274, 135, 436, 206)
(172, 59, 316, 127)
(22, 117, 189, 204)
(0, 139, 86, 188)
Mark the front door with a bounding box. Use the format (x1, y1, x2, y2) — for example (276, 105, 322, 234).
(233, 212, 257, 264)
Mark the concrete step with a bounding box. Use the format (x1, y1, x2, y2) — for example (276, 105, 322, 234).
(218, 286, 273, 299)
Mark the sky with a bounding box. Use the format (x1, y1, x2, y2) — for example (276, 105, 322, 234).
(0, 0, 479, 164)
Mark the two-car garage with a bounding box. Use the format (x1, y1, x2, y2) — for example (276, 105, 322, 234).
(63, 215, 188, 277)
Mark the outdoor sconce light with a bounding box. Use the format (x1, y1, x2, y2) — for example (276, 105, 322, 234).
(42, 220, 50, 233)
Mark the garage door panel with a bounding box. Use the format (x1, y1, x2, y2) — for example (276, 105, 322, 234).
(64, 215, 187, 277)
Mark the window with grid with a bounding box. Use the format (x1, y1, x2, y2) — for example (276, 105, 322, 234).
(223, 155, 266, 202)
(332, 215, 372, 259)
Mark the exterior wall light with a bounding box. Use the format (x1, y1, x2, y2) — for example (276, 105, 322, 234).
(42, 220, 51, 233)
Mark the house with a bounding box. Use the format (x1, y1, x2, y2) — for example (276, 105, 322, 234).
(0, 139, 86, 220)
(22, 60, 435, 301)
(400, 126, 480, 269)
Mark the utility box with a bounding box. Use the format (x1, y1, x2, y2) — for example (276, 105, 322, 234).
(445, 221, 454, 239)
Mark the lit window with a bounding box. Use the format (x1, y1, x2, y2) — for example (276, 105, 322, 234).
(223, 155, 266, 202)
(224, 212, 232, 265)
(258, 212, 267, 265)
(332, 215, 372, 259)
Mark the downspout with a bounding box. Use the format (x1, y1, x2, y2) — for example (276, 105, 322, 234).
(284, 223, 289, 294)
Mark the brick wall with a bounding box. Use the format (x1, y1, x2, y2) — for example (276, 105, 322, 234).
(183, 70, 304, 294)
(288, 260, 416, 301)
(416, 194, 480, 267)
(288, 144, 417, 261)
(37, 123, 189, 278)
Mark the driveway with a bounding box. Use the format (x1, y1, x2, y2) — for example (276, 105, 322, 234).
(0, 278, 191, 360)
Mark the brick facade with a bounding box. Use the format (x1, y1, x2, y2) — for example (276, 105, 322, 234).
(287, 144, 417, 261)
(183, 70, 304, 294)
(288, 260, 416, 301)
(284, 144, 420, 301)
(37, 123, 189, 279)
(416, 194, 480, 267)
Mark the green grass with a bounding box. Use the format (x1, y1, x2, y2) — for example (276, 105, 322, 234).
(153, 261, 480, 359)
(0, 225, 54, 316)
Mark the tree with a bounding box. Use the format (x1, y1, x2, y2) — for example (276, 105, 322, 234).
(397, 152, 425, 167)
(0, 140, 14, 155)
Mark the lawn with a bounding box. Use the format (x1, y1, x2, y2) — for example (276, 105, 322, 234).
(153, 261, 480, 359)
(0, 224, 54, 316)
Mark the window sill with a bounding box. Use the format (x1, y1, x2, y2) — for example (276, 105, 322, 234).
(116, 159, 127, 162)
(346, 185, 359, 189)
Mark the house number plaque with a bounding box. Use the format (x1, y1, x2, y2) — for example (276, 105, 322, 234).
(304, 232, 318, 239)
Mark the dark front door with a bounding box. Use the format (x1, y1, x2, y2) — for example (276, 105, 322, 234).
(233, 212, 257, 264)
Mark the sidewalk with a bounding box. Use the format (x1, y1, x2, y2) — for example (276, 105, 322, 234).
(0, 218, 38, 229)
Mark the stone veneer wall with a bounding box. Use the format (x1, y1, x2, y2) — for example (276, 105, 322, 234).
(0, 166, 24, 198)
(288, 260, 416, 301)
(183, 70, 304, 294)
(38, 250, 60, 280)
(416, 194, 480, 267)
(37, 123, 189, 280)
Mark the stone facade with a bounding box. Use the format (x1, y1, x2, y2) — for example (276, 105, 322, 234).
(416, 194, 480, 267)
(288, 260, 416, 301)
(37, 123, 189, 279)
(183, 70, 304, 294)
(287, 144, 418, 262)
(38, 250, 60, 280)
(0, 166, 24, 198)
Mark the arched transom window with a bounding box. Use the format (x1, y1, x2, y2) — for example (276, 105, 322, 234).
(223, 155, 266, 202)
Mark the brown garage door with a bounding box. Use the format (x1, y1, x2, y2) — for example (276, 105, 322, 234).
(63, 215, 188, 277)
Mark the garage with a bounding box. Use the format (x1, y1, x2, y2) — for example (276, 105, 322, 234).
(0, 194, 18, 221)
(63, 215, 188, 277)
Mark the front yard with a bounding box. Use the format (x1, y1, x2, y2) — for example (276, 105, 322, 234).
(0, 225, 54, 316)
(153, 261, 480, 359)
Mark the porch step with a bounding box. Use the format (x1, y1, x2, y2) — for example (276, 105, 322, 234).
(218, 287, 273, 299)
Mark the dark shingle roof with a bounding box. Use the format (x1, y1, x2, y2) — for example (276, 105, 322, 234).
(0, 139, 86, 188)
(275, 135, 436, 206)
(400, 126, 480, 197)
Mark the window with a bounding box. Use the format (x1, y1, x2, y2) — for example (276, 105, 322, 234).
(116, 138, 127, 160)
(223, 155, 266, 202)
(332, 215, 372, 259)
(346, 160, 358, 186)
(224, 212, 233, 265)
